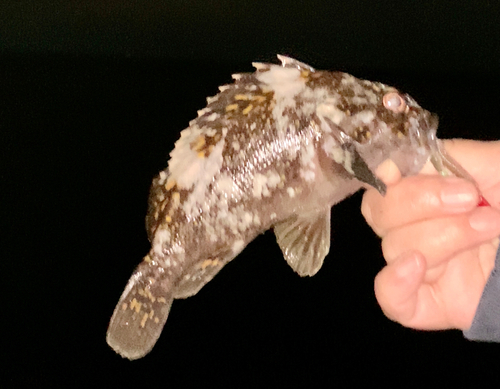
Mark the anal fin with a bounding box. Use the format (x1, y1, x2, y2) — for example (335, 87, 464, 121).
(273, 211, 331, 276)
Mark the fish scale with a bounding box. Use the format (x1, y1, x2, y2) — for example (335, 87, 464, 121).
(106, 55, 485, 359)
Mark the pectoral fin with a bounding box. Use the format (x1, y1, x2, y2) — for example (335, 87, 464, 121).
(273, 210, 331, 276)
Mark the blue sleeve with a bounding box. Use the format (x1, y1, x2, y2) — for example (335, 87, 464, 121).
(464, 241, 500, 341)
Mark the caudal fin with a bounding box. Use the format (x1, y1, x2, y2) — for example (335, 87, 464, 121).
(106, 258, 174, 360)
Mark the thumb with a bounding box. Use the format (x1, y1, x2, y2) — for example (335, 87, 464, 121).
(374, 251, 426, 325)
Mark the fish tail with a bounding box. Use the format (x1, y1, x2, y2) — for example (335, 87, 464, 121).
(106, 255, 175, 360)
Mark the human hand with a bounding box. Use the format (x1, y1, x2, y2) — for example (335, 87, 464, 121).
(362, 139, 500, 330)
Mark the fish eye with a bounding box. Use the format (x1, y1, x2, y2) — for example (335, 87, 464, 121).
(383, 92, 406, 113)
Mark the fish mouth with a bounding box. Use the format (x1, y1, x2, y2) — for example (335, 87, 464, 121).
(429, 113, 439, 133)
(425, 113, 476, 183)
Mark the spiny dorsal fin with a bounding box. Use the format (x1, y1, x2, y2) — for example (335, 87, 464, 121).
(277, 55, 316, 72)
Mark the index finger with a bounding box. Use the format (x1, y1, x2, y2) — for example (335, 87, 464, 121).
(362, 175, 479, 237)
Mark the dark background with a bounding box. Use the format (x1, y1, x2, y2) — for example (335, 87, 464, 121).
(2, 1, 500, 387)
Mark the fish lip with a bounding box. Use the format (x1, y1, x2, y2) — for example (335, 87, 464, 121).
(425, 112, 446, 174)
(415, 110, 437, 150)
(424, 112, 439, 146)
(429, 113, 439, 132)
(424, 112, 475, 183)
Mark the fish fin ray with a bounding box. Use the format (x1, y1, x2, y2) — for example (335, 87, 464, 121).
(106, 258, 174, 360)
(273, 211, 331, 276)
(277, 55, 316, 72)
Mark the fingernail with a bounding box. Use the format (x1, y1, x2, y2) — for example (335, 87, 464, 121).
(440, 179, 476, 209)
(469, 209, 500, 231)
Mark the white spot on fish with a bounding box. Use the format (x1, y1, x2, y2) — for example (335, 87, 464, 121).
(232, 239, 244, 253)
(244, 212, 253, 224)
(301, 170, 316, 181)
(168, 126, 225, 215)
(330, 147, 344, 165)
(197, 108, 211, 117)
(153, 229, 170, 256)
(206, 112, 219, 121)
(252, 171, 281, 198)
(266, 171, 281, 188)
(354, 110, 375, 124)
(256, 66, 306, 130)
(256, 67, 304, 101)
(171, 242, 185, 255)
(301, 142, 315, 168)
(215, 174, 238, 197)
(205, 128, 217, 137)
(252, 173, 267, 198)
(344, 150, 354, 174)
(158, 171, 168, 185)
(316, 103, 345, 125)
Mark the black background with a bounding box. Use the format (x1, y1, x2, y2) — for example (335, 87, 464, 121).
(2, 1, 500, 387)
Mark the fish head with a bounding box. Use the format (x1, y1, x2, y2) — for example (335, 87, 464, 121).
(354, 88, 440, 178)
(313, 72, 463, 194)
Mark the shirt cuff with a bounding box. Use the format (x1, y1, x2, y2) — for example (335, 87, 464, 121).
(464, 239, 500, 341)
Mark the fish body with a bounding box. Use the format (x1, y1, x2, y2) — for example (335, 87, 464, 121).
(107, 56, 461, 359)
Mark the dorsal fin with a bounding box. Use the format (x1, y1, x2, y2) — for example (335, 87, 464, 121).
(277, 55, 316, 72)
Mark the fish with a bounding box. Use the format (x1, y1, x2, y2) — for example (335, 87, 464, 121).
(106, 55, 479, 359)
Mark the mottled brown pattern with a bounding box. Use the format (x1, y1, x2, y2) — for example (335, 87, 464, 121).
(107, 56, 446, 360)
